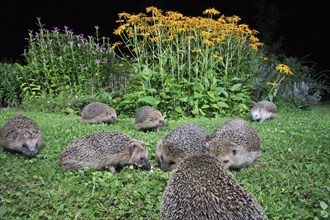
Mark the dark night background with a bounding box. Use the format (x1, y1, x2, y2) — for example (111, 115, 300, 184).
(1, 0, 330, 78)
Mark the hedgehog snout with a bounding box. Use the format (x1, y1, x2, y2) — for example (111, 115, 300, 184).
(159, 120, 167, 127)
(111, 116, 118, 124)
(22, 143, 38, 158)
(140, 157, 151, 171)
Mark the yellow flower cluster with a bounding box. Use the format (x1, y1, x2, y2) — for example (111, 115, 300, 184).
(276, 64, 294, 76)
(113, 6, 262, 52)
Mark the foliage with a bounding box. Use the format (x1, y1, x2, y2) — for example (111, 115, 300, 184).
(263, 63, 294, 102)
(253, 55, 330, 107)
(18, 89, 120, 116)
(112, 7, 267, 117)
(20, 18, 117, 98)
(0, 104, 329, 219)
(0, 63, 22, 107)
(276, 57, 330, 108)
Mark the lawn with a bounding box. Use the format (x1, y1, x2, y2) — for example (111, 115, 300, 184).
(0, 104, 329, 219)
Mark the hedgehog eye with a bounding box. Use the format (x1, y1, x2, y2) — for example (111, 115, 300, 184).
(22, 143, 29, 149)
(140, 157, 145, 162)
(149, 117, 154, 122)
(169, 161, 175, 165)
(223, 160, 229, 164)
(232, 149, 237, 155)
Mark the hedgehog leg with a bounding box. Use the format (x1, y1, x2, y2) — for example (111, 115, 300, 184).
(108, 165, 117, 173)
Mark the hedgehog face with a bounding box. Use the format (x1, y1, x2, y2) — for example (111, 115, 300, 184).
(156, 141, 180, 172)
(207, 141, 239, 169)
(251, 109, 262, 121)
(10, 131, 41, 158)
(157, 153, 177, 172)
(128, 142, 151, 171)
(103, 110, 118, 124)
(149, 111, 167, 128)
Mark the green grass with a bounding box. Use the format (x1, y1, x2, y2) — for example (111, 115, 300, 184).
(0, 104, 329, 219)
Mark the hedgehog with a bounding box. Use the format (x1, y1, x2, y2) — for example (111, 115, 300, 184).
(0, 115, 44, 158)
(251, 100, 277, 122)
(155, 123, 208, 171)
(160, 153, 268, 219)
(206, 118, 262, 170)
(80, 102, 117, 124)
(60, 131, 150, 173)
(134, 106, 167, 131)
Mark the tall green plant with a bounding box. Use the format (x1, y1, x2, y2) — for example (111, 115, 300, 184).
(21, 18, 116, 98)
(112, 7, 264, 117)
(0, 63, 22, 107)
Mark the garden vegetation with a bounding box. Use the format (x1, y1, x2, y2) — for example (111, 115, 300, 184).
(0, 6, 329, 219)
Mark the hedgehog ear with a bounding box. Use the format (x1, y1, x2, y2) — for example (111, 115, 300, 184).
(130, 144, 137, 155)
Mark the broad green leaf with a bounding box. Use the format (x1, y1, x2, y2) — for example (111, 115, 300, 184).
(179, 97, 188, 102)
(320, 201, 328, 210)
(138, 96, 158, 106)
(217, 102, 229, 108)
(230, 83, 242, 91)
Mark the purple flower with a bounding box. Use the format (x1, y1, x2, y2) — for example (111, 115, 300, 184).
(96, 59, 100, 64)
(52, 27, 59, 33)
(80, 63, 85, 67)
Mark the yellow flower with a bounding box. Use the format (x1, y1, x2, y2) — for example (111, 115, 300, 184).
(203, 39, 215, 46)
(192, 48, 201, 53)
(128, 14, 142, 23)
(113, 24, 129, 35)
(217, 15, 226, 23)
(201, 31, 212, 37)
(109, 41, 123, 52)
(226, 15, 241, 23)
(146, 6, 163, 16)
(266, 82, 277, 87)
(118, 12, 131, 19)
(260, 56, 268, 61)
(249, 35, 260, 43)
(166, 11, 184, 20)
(211, 37, 224, 44)
(249, 42, 263, 51)
(164, 35, 174, 42)
(276, 64, 294, 76)
(149, 36, 161, 42)
(213, 54, 223, 60)
(203, 8, 220, 16)
(178, 27, 186, 32)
